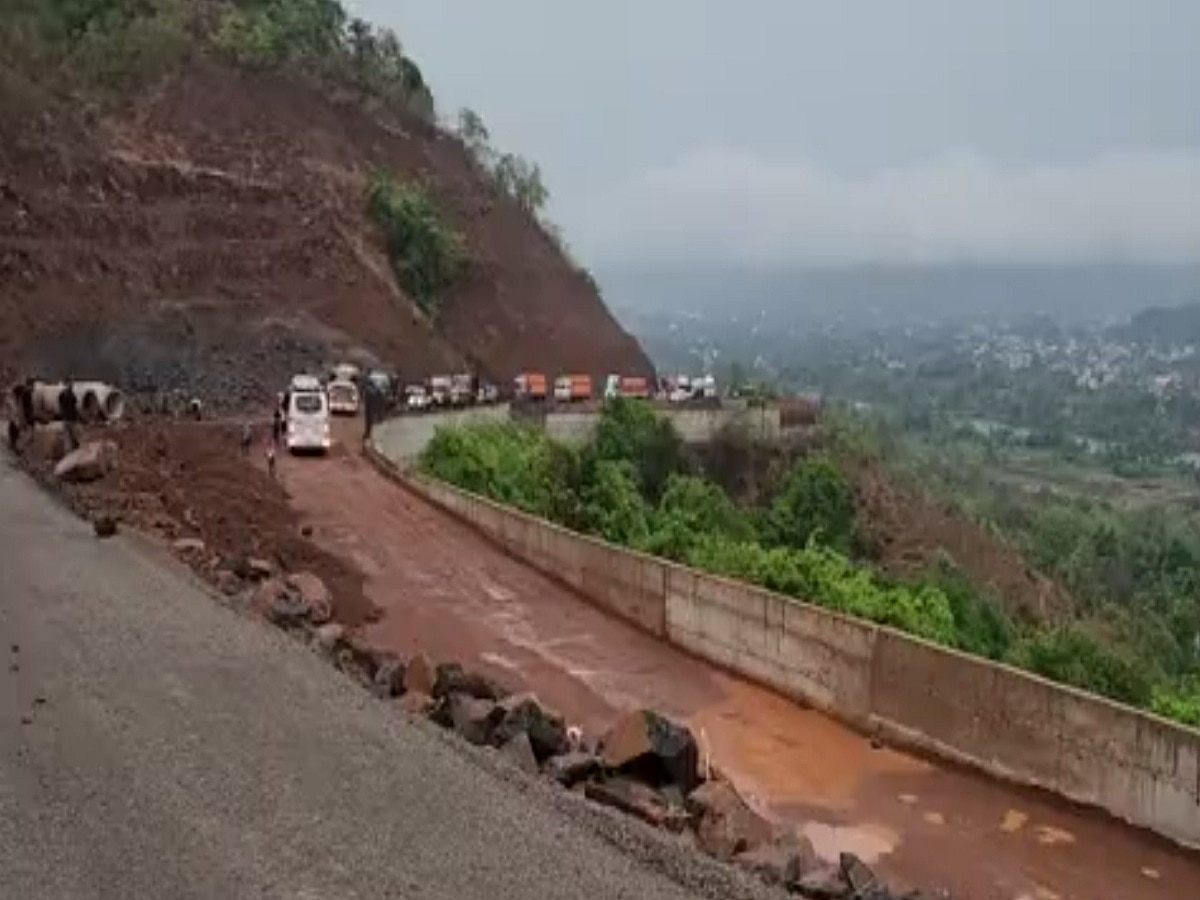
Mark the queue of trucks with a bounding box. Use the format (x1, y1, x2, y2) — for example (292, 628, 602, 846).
(295, 363, 720, 428)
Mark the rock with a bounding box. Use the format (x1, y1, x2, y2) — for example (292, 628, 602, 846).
(498, 731, 540, 774)
(398, 691, 435, 718)
(313, 622, 345, 651)
(300, 524, 313, 538)
(544, 751, 601, 788)
(584, 777, 690, 832)
(247, 557, 275, 581)
(687, 779, 774, 861)
(92, 515, 118, 539)
(734, 831, 820, 887)
(221, 555, 254, 580)
(444, 693, 504, 746)
(795, 865, 852, 900)
(372, 657, 406, 698)
(404, 652, 437, 696)
(267, 593, 309, 628)
(285, 572, 332, 625)
(599, 708, 701, 794)
(840, 853, 883, 898)
(54, 440, 117, 484)
(172, 537, 206, 557)
(214, 569, 242, 596)
(432, 662, 506, 700)
(251, 577, 286, 613)
(492, 693, 568, 761)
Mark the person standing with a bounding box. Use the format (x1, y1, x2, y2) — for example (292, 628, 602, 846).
(362, 381, 376, 445)
(272, 404, 283, 447)
(59, 379, 79, 451)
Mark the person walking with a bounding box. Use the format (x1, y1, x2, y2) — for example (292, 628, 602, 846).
(272, 404, 283, 448)
(362, 381, 376, 446)
(240, 423, 253, 456)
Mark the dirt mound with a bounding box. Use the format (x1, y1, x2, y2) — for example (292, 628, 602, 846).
(16, 417, 372, 626)
(0, 59, 651, 401)
(695, 429, 1071, 624)
(852, 463, 1072, 624)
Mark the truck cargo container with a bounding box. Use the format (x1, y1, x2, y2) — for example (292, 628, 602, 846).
(554, 374, 592, 403)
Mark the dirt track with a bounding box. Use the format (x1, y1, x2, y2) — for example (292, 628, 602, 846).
(279, 425, 1200, 900)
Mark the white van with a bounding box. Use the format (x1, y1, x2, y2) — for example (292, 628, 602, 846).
(286, 375, 332, 454)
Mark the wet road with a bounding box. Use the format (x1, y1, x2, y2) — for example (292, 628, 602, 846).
(281, 436, 1200, 900)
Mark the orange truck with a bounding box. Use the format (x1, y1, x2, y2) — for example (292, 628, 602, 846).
(514, 372, 547, 401)
(553, 374, 592, 403)
(615, 375, 651, 399)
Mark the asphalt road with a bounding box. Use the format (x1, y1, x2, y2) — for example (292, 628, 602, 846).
(0, 456, 723, 900)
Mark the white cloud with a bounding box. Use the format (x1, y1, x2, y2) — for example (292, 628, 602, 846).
(572, 149, 1200, 267)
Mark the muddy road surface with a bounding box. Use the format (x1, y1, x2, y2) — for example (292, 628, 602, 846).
(280, 429, 1200, 900)
(0, 453, 749, 900)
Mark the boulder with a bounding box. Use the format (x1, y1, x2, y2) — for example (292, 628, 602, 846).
(252, 577, 287, 615)
(492, 693, 568, 761)
(584, 777, 690, 833)
(687, 779, 774, 861)
(404, 652, 437, 696)
(92, 515, 118, 539)
(267, 592, 310, 628)
(795, 865, 852, 900)
(247, 558, 275, 581)
(498, 732, 540, 775)
(599, 709, 701, 794)
(442, 693, 504, 746)
(544, 751, 601, 788)
(172, 537, 206, 557)
(398, 691, 435, 718)
(285, 572, 332, 624)
(496, 696, 571, 763)
(840, 853, 883, 898)
(432, 662, 506, 701)
(372, 658, 406, 698)
(214, 569, 242, 596)
(734, 831, 820, 887)
(312, 622, 345, 652)
(54, 440, 117, 484)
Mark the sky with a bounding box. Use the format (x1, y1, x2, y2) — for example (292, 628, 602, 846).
(349, 1, 1200, 270)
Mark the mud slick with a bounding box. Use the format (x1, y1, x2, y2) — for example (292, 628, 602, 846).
(253, 576, 941, 900)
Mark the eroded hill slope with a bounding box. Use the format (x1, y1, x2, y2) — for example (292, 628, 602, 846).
(0, 55, 651, 404)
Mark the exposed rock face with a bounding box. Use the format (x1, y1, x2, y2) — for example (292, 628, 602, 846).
(686, 779, 774, 862)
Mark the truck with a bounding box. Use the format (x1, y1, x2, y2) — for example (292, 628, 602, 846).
(428, 375, 452, 407)
(605, 374, 652, 400)
(326, 377, 360, 416)
(553, 374, 592, 403)
(450, 373, 475, 407)
(514, 372, 547, 401)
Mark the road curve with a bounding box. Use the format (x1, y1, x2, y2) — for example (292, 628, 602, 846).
(0, 455, 729, 900)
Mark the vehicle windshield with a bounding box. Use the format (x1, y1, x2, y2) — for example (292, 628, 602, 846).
(292, 392, 324, 415)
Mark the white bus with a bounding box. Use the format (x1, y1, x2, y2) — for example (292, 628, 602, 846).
(286, 375, 332, 455)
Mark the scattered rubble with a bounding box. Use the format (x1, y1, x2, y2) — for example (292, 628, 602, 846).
(257, 608, 935, 900)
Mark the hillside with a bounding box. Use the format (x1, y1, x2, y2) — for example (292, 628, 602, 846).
(0, 4, 651, 405)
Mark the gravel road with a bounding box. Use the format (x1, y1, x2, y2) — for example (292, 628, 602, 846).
(0, 455, 772, 900)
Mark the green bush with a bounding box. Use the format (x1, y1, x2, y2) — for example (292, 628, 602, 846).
(580, 460, 650, 547)
(590, 397, 688, 503)
(761, 455, 856, 552)
(366, 171, 463, 315)
(1005, 627, 1153, 708)
(645, 474, 753, 561)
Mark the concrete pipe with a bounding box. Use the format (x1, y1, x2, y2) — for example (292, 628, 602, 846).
(29, 381, 125, 423)
(30, 382, 66, 424)
(74, 381, 125, 423)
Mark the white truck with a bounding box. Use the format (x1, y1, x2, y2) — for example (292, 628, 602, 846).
(326, 378, 360, 416)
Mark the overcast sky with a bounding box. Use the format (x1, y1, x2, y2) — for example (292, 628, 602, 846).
(349, 1, 1200, 269)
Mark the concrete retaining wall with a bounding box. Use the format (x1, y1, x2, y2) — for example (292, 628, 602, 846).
(369, 442, 1200, 848)
(375, 401, 784, 458)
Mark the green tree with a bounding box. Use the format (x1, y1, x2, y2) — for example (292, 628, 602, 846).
(590, 398, 687, 503)
(762, 456, 856, 553)
(581, 460, 651, 547)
